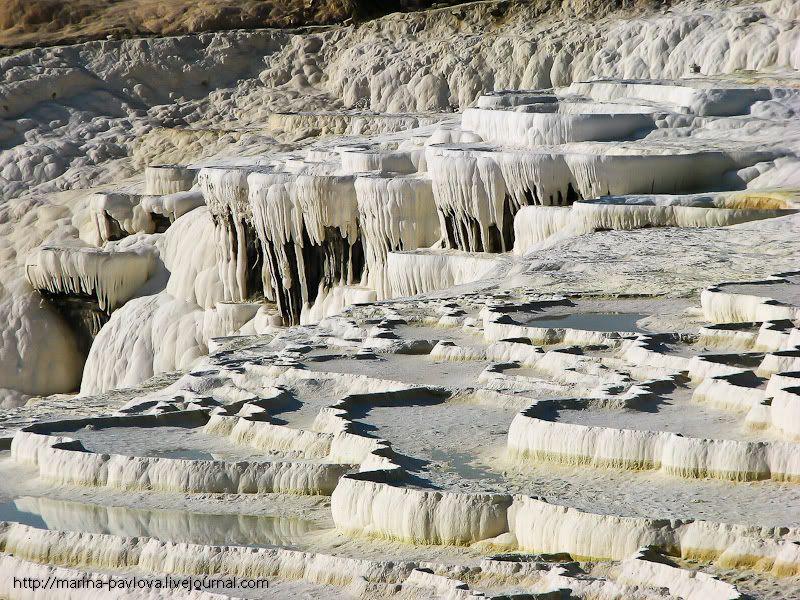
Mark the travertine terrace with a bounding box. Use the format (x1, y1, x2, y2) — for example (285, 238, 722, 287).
(1, 0, 800, 598)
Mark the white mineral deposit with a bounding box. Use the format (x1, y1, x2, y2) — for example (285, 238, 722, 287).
(0, 0, 799, 598)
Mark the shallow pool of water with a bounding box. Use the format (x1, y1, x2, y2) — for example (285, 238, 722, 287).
(428, 448, 507, 485)
(555, 386, 774, 442)
(523, 312, 647, 333)
(723, 280, 799, 305)
(48, 426, 322, 463)
(0, 498, 47, 529)
(0, 496, 324, 548)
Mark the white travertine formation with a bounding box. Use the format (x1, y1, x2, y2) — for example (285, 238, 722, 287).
(430, 341, 487, 362)
(26, 245, 154, 313)
(507, 402, 800, 482)
(691, 364, 800, 433)
(0, 554, 230, 600)
(246, 170, 364, 324)
(617, 549, 742, 600)
(483, 345, 633, 389)
(462, 106, 655, 147)
(0, 277, 84, 403)
(91, 189, 205, 245)
(400, 568, 484, 600)
(508, 496, 800, 572)
(2, 1, 800, 595)
(199, 167, 258, 304)
(386, 250, 498, 297)
(758, 351, 800, 377)
(145, 165, 199, 196)
(513, 194, 798, 251)
(299, 284, 377, 325)
(11, 494, 317, 549)
(623, 340, 694, 373)
(697, 324, 760, 351)
(355, 175, 441, 298)
(267, 112, 445, 138)
(339, 146, 420, 175)
(141, 190, 206, 223)
(762, 386, 800, 439)
(0, 524, 418, 591)
(11, 427, 349, 495)
(426, 144, 765, 253)
(481, 307, 636, 346)
(756, 322, 800, 352)
(512, 206, 572, 250)
(702, 277, 800, 324)
(91, 192, 154, 244)
(566, 80, 773, 117)
(693, 377, 766, 413)
(205, 414, 334, 459)
(1, 524, 697, 598)
(331, 476, 512, 545)
(687, 355, 750, 383)
(477, 91, 558, 110)
(766, 372, 800, 397)
(329, 472, 799, 574)
(204, 410, 395, 467)
(79, 207, 235, 394)
(159, 208, 226, 310)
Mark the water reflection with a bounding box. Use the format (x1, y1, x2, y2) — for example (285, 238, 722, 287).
(0, 496, 323, 548)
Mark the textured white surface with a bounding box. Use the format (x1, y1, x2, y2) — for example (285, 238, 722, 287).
(0, 2, 799, 597)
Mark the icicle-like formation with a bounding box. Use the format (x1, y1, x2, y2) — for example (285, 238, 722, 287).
(564, 150, 748, 199)
(25, 245, 154, 354)
(295, 174, 360, 246)
(354, 174, 440, 299)
(425, 146, 509, 253)
(26, 246, 153, 314)
(426, 145, 582, 252)
(427, 143, 776, 253)
(496, 149, 580, 208)
(248, 171, 364, 325)
(248, 171, 302, 320)
(199, 167, 266, 303)
(145, 164, 199, 195)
